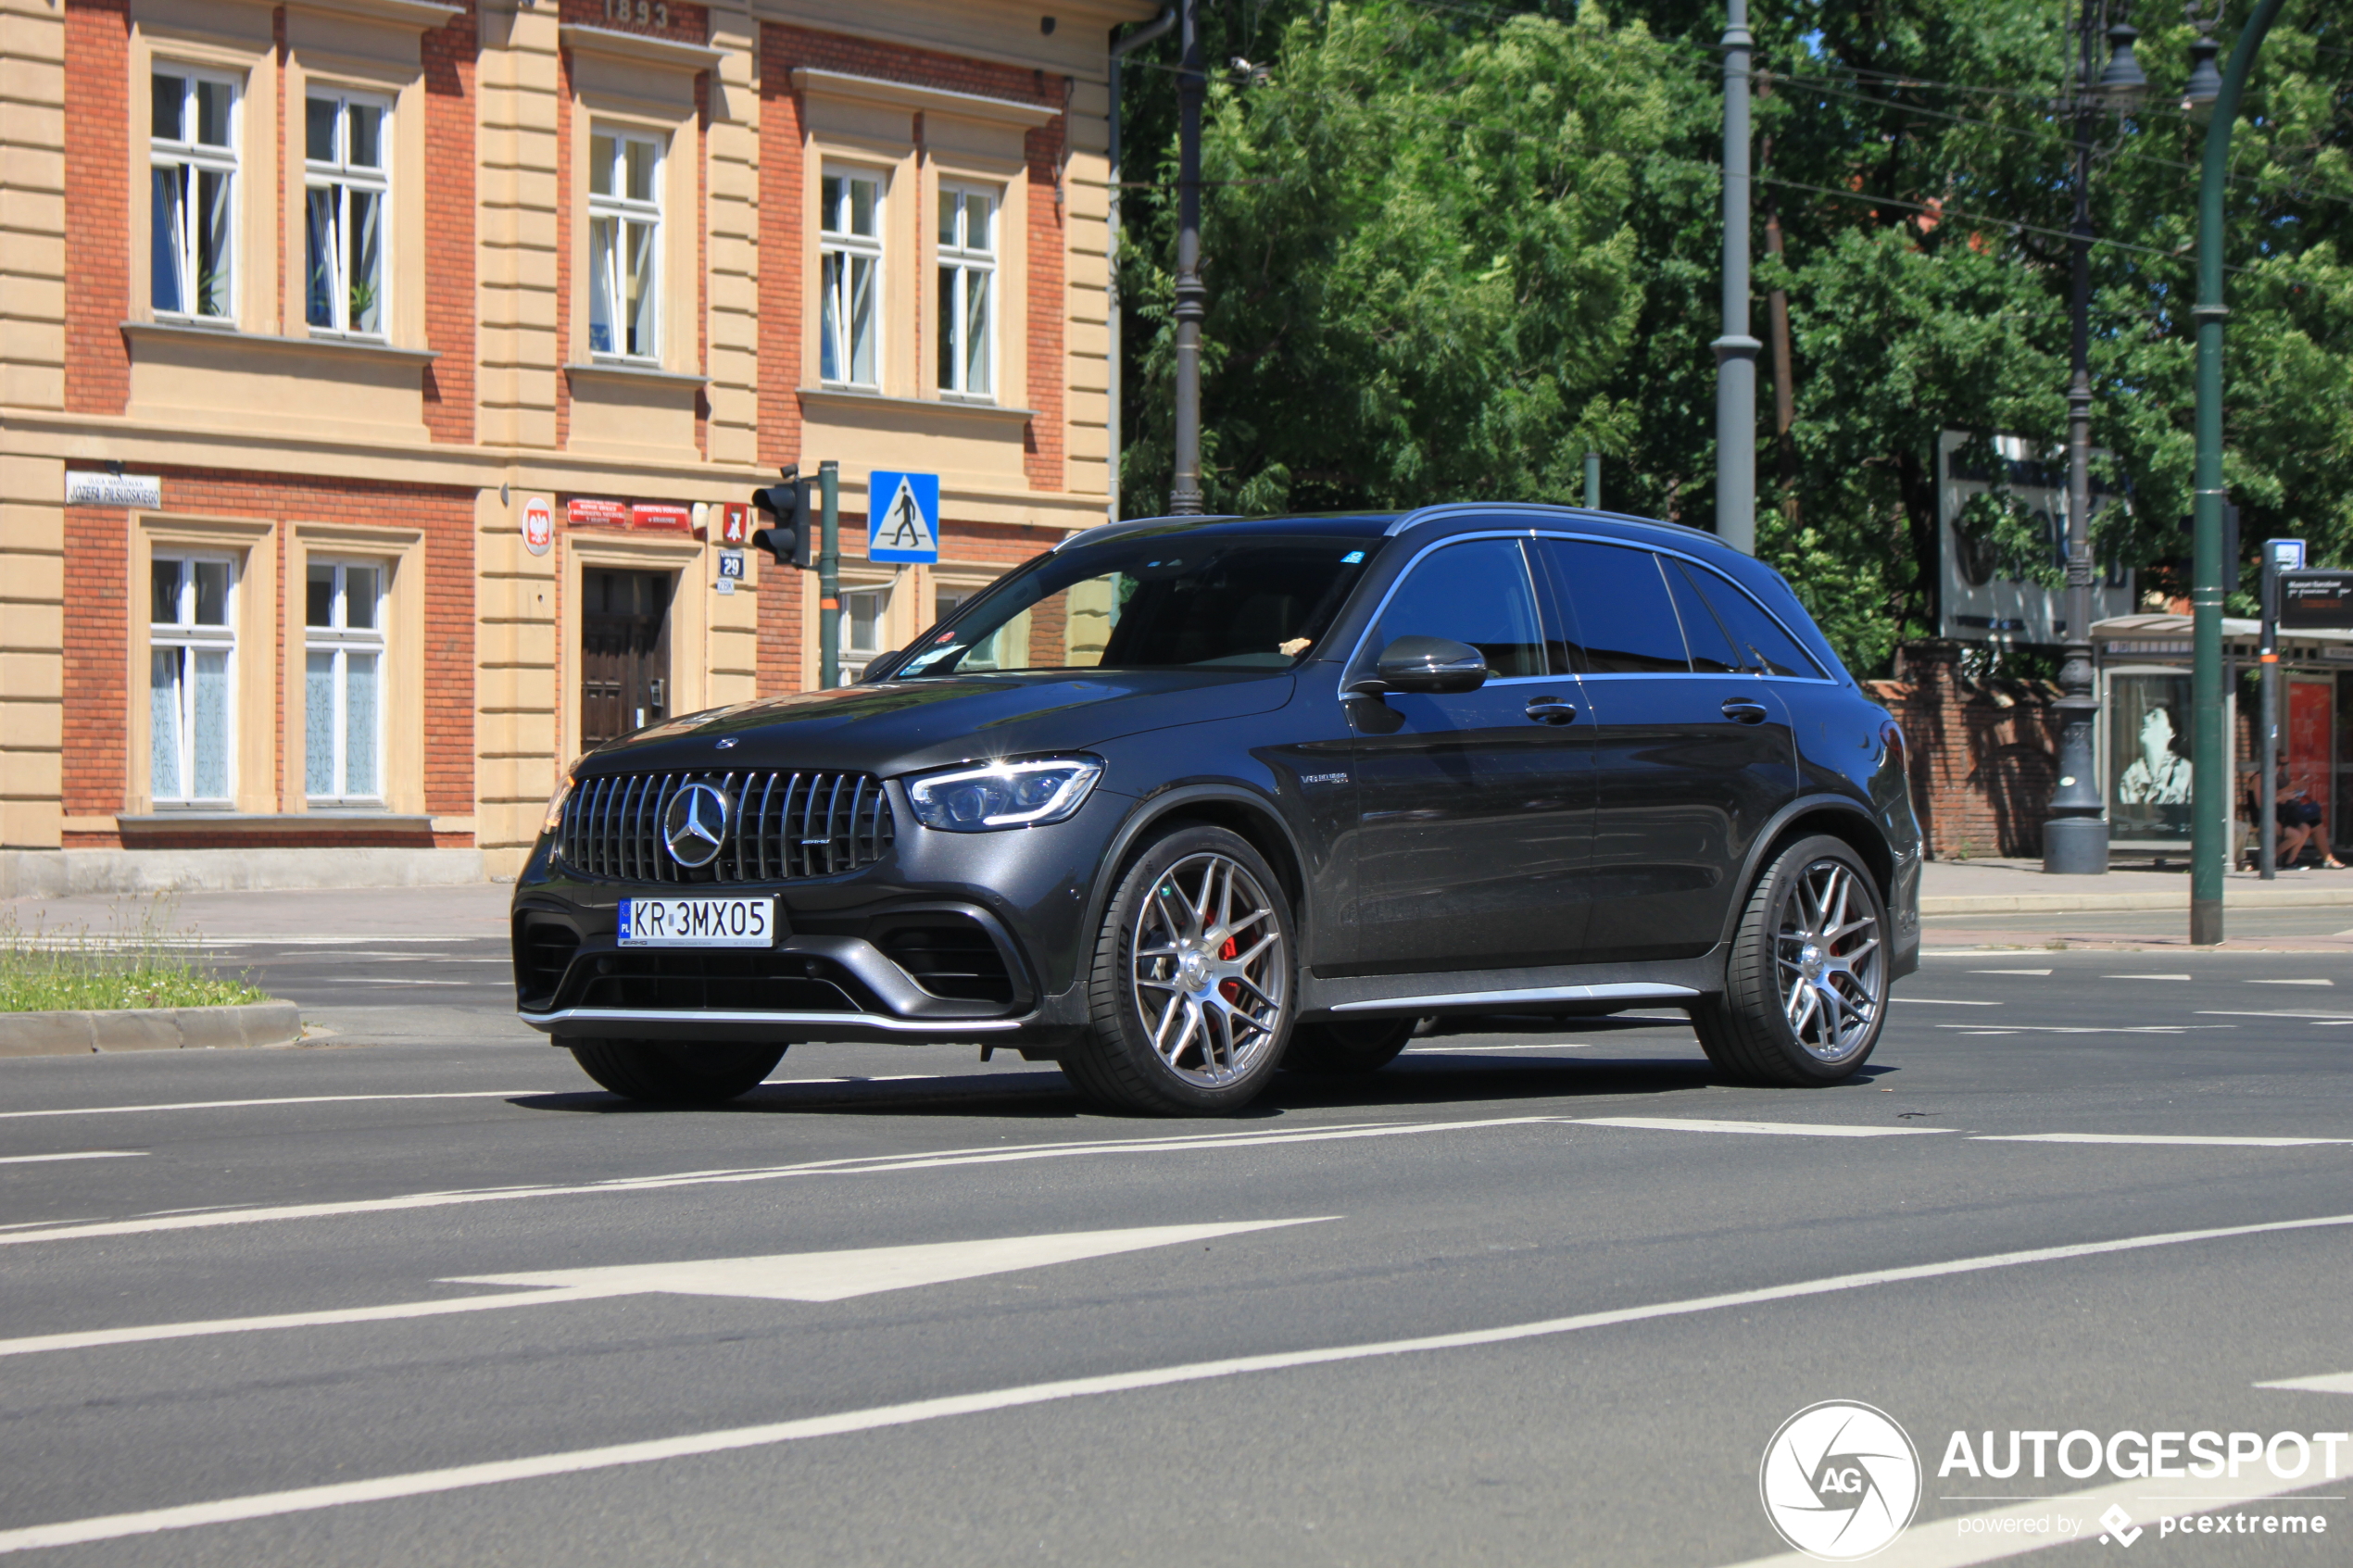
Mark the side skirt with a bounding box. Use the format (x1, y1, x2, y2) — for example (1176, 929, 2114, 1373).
(1298, 947, 1727, 1022)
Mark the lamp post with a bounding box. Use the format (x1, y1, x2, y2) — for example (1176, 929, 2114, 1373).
(1167, 0, 1207, 516)
(1712, 0, 1760, 555)
(2185, 0, 2289, 945)
(2043, 2, 2146, 876)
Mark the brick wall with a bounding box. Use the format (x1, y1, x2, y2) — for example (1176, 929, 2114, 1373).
(62, 0, 129, 416)
(755, 28, 806, 472)
(1024, 116, 1066, 493)
(422, 5, 478, 443)
(1871, 644, 2062, 860)
(60, 506, 131, 833)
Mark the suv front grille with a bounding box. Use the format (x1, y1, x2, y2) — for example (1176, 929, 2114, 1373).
(558, 770, 894, 884)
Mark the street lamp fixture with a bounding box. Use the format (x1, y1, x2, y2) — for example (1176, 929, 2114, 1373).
(2043, 0, 2145, 876)
(2182, 4, 2223, 112)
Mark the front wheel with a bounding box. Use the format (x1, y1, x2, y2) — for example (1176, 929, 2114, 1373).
(1691, 835, 1889, 1086)
(1062, 825, 1297, 1115)
(569, 1039, 786, 1105)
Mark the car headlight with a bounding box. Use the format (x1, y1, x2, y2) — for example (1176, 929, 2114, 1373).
(904, 757, 1104, 832)
(542, 758, 583, 835)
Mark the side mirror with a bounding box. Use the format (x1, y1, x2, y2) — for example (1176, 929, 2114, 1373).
(1349, 635, 1490, 696)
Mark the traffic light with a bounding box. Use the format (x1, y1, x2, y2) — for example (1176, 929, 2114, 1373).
(751, 465, 813, 569)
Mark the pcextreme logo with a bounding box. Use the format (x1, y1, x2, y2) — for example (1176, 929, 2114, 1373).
(1759, 1401, 1924, 1562)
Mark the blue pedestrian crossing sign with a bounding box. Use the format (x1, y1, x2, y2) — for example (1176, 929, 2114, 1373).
(868, 470, 940, 564)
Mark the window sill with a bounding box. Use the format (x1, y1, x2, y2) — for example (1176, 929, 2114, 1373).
(121, 320, 440, 367)
(799, 386, 1037, 424)
(117, 812, 434, 847)
(567, 360, 710, 390)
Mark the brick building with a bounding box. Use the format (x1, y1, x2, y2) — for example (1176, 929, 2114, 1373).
(1, 0, 1151, 890)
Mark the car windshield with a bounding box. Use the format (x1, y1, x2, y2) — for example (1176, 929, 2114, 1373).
(892, 534, 1382, 677)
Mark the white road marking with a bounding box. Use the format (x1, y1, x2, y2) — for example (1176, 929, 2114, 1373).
(0, 1151, 145, 1166)
(0, 1092, 540, 1123)
(9, 1210, 2353, 1557)
(454, 1218, 1327, 1303)
(2197, 1010, 2353, 1021)
(2249, 977, 2335, 985)
(333, 979, 482, 986)
(1720, 1466, 2344, 1567)
(1975, 1132, 2353, 1147)
(1409, 1043, 1596, 1054)
(1969, 968, 2052, 975)
(2105, 972, 2192, 980)
(762, 1074, 949, 1085)
(1932, 1023, 2229, 1035)
(0, 1117, 1556, 1250)
(1899, 998, 2002, 1006)
(1573, 1117, 1949, 1139)
(0, 1220, 1325, 1361)
(2259, 1369, 2353, 1395)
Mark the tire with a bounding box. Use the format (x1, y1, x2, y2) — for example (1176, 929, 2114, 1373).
(1062, 824, 1298, 1115)
(1691, 834, 1890, 1086)
(1282, 1017, 1414, 1075)
(569, 1039, 786, 1105)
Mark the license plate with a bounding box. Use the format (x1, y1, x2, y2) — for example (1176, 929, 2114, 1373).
(617, 897, 777, 947)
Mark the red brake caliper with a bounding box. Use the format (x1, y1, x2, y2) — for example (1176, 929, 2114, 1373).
(1219, 936, 1239, 1002)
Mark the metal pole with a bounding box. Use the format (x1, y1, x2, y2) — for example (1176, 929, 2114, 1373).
(819, 459, 840, 690)
(1583, 451, 1601, 510)
(2044, 0, 2108, 874)
(2191, 0, 2286, 945)
(2259, 552, 2278, 878)
(1167, 0, 1206, 515)
(1106, 9, 1176, 527)
(1712, 0, 1760, 556)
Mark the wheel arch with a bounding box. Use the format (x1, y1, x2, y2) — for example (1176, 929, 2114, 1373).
(1718, 797, 1894, 949)
(1088, 784, 1311, 937)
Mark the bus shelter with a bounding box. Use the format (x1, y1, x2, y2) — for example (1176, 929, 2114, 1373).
(2093, 613, 2353, 861)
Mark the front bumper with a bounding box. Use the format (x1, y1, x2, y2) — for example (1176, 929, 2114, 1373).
(510, 785, 1127, 1049)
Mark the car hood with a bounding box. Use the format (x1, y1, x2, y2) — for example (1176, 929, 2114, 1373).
(577, 670, 1297, 782)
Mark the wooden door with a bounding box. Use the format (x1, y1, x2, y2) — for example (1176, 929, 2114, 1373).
(581, 570, 674, 746)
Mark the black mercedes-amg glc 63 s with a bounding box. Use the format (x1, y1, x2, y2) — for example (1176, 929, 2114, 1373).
(512, 504, 1921, 1114)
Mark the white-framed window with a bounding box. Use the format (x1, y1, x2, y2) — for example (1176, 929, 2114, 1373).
(840, 583, 890, 684)
(304, 560, 385, 803)
(149, 556, 237, 804)
(587, 128, 661, 359)
(937, 183, 996, 399)
(304, 92, 389, 336)
(150, 68, 240, 320)
(820, 169, 882, 387)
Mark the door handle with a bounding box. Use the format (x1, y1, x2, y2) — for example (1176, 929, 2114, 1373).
(1722, 698, 1769, 725)
(1525, 697, 1579, 726)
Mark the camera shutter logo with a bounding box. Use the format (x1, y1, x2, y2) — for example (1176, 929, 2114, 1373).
(1758, 1401, 1921, 1561)
(662, 783, 730, 868)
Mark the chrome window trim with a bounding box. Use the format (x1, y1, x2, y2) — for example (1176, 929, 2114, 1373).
(1531, 531, 1840, 686)
(1337, 529, 1549, 684)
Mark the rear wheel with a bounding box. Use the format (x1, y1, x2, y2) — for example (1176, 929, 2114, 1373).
(568, 1039, 786, 1105)
(1282, 1017, 1414, 1075)
(1691, 835, 1888, 1086)
(1062, 825, 1296, 1115)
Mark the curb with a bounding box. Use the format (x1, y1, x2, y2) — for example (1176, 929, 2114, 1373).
(1922, 886, 2353, 916)
(0, 1000, 304, 1059)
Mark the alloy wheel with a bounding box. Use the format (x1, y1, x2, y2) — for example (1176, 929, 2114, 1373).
(1774, 857, 1883, 1060)
(1129, 851, 1288, 1086)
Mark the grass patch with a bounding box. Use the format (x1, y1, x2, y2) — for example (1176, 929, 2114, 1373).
(0, 901, 271, 1013)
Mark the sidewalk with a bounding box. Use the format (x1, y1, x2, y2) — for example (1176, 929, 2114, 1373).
(0, 883, 511, 941)
(1919, 858, 2353, 915)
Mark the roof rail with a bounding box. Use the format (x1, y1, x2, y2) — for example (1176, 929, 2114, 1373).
(1383, 501, 1720, 544)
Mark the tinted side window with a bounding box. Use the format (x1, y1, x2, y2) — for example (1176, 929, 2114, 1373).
(1680, 561, 1826, 678)
(1662, 558, 1743, 673)
(1541, 540, 1689, 674)
(1373, 539, 1545, 679)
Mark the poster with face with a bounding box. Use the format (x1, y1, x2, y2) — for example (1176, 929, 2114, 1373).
(2108, 673, 2194, 841)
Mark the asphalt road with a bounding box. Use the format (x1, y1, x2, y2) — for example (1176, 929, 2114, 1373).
(3, 936, 2350, 1565)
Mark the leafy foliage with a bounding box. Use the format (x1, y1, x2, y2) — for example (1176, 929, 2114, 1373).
(1114, 0, 2353, 675)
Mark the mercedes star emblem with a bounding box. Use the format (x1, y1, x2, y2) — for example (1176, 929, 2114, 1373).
(661, 782, 730, 868)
